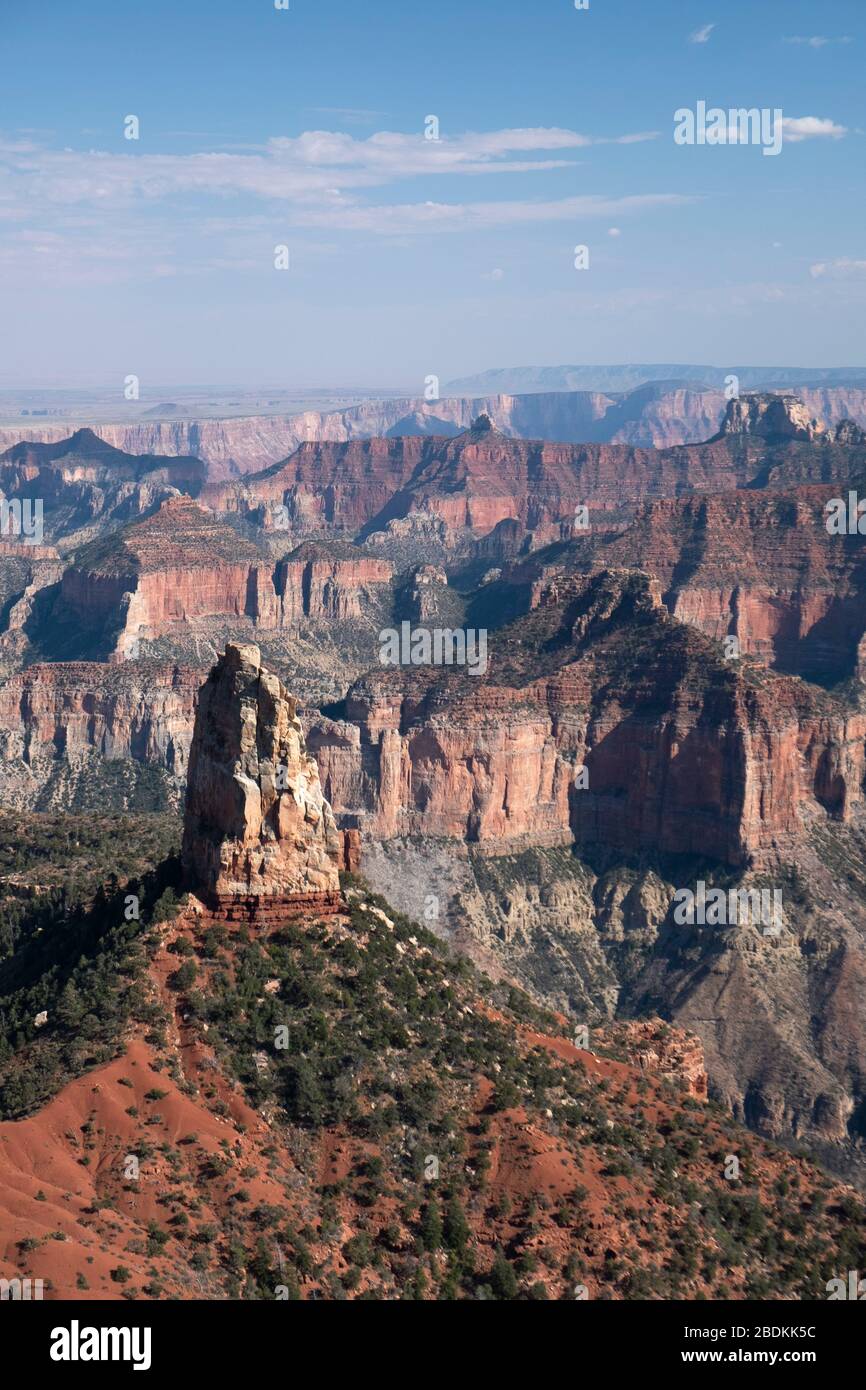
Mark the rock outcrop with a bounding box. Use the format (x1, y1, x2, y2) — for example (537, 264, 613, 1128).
(276, 543, 392, 625)
(181, 643, 346, 917)
(617, 1021, 709, 1101)
(0, 428, 206, 544)
(715, 392, 866, 447)
(715, 393, 826, 442)
(61, 497, 266, 660)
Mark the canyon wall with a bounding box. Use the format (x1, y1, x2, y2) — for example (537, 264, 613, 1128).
(4, 384, 866, 477)
(56, 499, 394, 657)
(0, 660, 198, 808)
(203, 426, 750, 545)
(592, 488, 866, 684)
(308, 573, 866, 868)
(5, 571, 865, 861)
(202, 406, 866, 554)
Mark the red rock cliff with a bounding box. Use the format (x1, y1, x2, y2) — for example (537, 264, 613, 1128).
(307, 572, 866, 867)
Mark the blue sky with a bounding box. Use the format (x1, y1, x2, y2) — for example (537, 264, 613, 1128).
(1, 0, 863, 388)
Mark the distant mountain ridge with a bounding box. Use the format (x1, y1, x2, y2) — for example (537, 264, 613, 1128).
(3, 377, 866, 476)
(446, 365, 866, 395)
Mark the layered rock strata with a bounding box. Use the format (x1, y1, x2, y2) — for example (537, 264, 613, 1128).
(181, 643, 345, 917)
(57, 500, 393, 658)
(308, 571, 866, 867)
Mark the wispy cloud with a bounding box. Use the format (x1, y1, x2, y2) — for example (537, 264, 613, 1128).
(689, 23, 716, 44)
(784, 35, 853, 49)
(306, 108, 391, 126)
(290, 192, 690, 236)
(0, 126, 660, 208)
(0, 125, 679, 282)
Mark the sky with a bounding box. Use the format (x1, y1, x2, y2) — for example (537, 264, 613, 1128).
(0, 0, 863, 389)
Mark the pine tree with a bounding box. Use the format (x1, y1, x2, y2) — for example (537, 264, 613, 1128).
(443, 1195, 469, 1253)
(420, 1197, 442, 1251)
(489, 1248, 518, 1300)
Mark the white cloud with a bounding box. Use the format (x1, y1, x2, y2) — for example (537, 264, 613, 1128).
(0, 126, 661, 210)
(608, 226, 621, 237)
(689, 23, 716, 44)
(781, 116, 847, 142)
(0, 124, 680, 283)
(810, 258, 866, 279)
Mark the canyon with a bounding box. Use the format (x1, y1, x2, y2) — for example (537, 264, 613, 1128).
(487, 486, 866, 687)
(57, 498, 391, 658)
(3, 643, 866, 1301)
(2, 391, 866, 1182)
(0, 659, 197, 809)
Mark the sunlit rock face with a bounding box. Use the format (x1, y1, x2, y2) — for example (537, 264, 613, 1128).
(182, 642, 344, 909)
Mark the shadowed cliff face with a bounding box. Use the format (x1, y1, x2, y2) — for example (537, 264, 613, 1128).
(488, 486, 866, 688)
(0, 428, 206, 547)
(181, 642, 343, 905)
(309, 570, 866, 869)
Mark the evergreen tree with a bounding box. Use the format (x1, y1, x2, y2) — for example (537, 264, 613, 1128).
(443, 1194, 469, 1254)
(489, 1248, 518, 1300)
(420, 1197, 442, 1251)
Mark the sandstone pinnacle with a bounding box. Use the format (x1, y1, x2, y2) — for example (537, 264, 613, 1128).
(181, 642, 343, 905)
